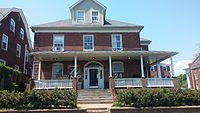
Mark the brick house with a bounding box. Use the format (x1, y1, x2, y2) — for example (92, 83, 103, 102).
(30, 0, 178, 89)
(150, 63, 171, 78)
(0, 8, 32, 75)
(189, 53, 200, 89)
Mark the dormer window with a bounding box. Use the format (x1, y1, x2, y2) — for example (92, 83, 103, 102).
(76, 10, 85, 23)
(92, 11, 99, 23)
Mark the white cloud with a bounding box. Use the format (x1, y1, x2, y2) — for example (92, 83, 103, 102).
(174, 60, 192, 76)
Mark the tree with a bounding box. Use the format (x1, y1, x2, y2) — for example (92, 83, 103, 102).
(177, 74, 188, 88)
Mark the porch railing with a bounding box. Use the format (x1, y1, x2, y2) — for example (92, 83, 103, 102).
(146, 78, 174, 87)
(114, 78, 142, 88)
(34, 80, 73, 89)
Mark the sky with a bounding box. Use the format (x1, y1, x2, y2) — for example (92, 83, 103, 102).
(0, 0, 200, 75)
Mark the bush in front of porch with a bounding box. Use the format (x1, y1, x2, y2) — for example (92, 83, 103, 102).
(0, 89, 77, 109)
(114, 89, 200, 107)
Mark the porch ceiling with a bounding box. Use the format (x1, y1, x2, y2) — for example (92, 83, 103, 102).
(30, 50, 178, 65)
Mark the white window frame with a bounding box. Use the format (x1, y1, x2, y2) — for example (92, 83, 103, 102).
(76, 10, 85, 23)
(19, 28, 24, 40)
(112, 34, 123, 51)
(0, 59, 6, 65)
(15, 65, 19, 71)
(52, 63, 63, 80)
(112, 61, 124, 73)
(1, 34, 8, 51)
(10, 18, 15, 32)
(91, 10, 99, 23)
(16, 44, 21, 58)
(83, 35, 94, 51)
(53, 34, 64, 51)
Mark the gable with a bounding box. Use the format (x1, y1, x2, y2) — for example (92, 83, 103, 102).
(70, 0, 106, 10)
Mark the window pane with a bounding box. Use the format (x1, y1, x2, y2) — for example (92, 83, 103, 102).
(92, 11, 98, 16)
(84, 35, 93, 50)
(112, 35, 122, 50)
(52, 64, 63, 80)
(112, 62, 123, 72)
(53, 35, 64, 51)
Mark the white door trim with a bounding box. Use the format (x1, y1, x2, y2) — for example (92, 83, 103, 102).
(83, 61, 104, 89)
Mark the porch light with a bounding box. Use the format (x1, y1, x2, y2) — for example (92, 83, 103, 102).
(92, 57, 96, 60)
(128, 56, 131, 60)
(54, 58, 58, 61)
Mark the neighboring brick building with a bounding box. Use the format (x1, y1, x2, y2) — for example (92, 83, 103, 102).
(0, 8, 32, 75)
(31, 0, 177, 89)
(150, 63, 171, 78)
(189, 53, 200, 89)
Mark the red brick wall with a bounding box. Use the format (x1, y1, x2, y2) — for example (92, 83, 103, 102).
(34, 32, 140, 51)
(191, 68, 200, 89)
(35, 60, 141, 88)
(0, 11, 31, 74)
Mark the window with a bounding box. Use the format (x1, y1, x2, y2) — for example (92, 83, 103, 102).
(76, 10, 85, 23)
(53, 34, 64, 51)
(0, 59, 6, 64)
(83, 35, 94, 50)
(112, 62, 124, 73)
(10, 18, 15, 32)
(52, 63, 63, 80)
(92, 11, 99, 23)
(25, 50, 29, 62)
(150, 66, 155, 72)
(25, 69, 27, 75)
(16, 44, 21, 58)
(15, 65, 19, 71)
(1, 34, 8, 51)
(112, 34, 122, 51)
(19, 28, 24, 40)
(162, 66, 167, 71)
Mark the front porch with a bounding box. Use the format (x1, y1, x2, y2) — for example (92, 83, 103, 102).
(31, 50, 178, 90)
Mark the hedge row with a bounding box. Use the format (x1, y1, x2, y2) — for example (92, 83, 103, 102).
(0, 64, 28, 91)
(114, 89, 200, 107)
(0, 89, 77, 109)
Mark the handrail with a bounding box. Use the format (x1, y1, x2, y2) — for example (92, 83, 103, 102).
(34, 80, 73, 89)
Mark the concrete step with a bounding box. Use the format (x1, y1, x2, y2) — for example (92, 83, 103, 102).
(78, 100, 113, 104)
(78, 97, 112, 101)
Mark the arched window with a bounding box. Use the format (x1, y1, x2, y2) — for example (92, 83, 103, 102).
(52, 63, 63, 80)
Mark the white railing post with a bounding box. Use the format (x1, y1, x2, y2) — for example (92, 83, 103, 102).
(74, 56, 77, 78)
(109, 56, 112, 78)
(38, 61, 41, 80)
(140, 55, 145, 78)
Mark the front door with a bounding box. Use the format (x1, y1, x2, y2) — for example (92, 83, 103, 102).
(89, 69, 98, 87)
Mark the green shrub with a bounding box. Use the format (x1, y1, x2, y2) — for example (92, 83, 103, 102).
(0, 64, 28, 91)
(114, 88, 200, 107)
(0, 89, 77, 109)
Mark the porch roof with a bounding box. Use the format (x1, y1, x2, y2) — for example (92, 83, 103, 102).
(30, 50, 178, 65)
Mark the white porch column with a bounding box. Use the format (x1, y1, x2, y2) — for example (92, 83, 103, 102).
(157, 63, 161, 78)
(38, 61, 41, 80)
(109, 56, 112, 78)
(74, 56, 77, 78)
(170, 57, 175, 77)
(140, 55, 145, 78)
